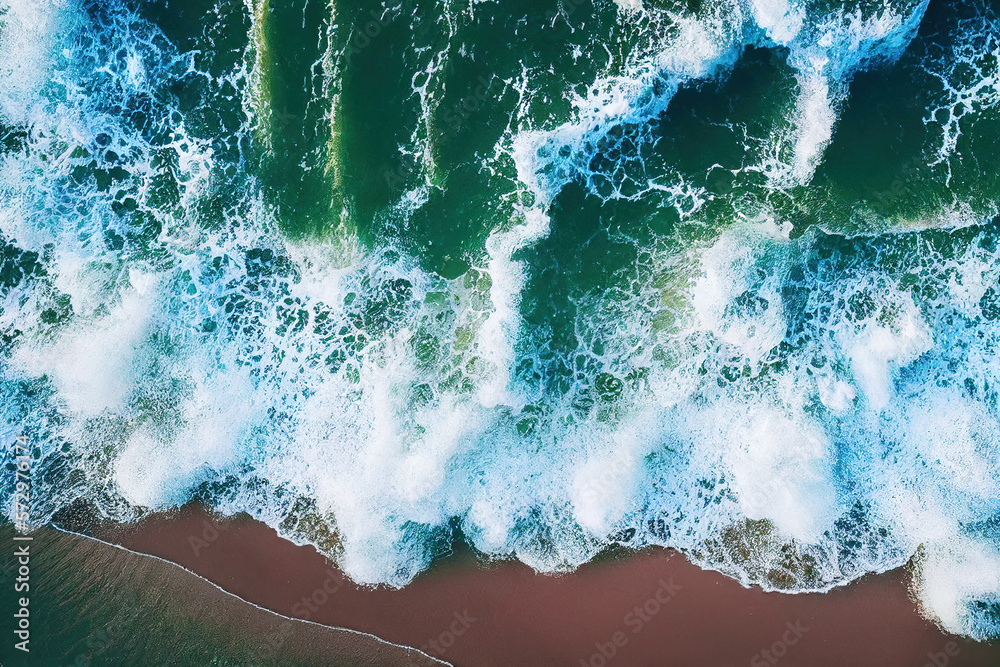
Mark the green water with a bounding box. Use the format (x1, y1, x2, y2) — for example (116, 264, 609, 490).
(4, 0, 1000, 645)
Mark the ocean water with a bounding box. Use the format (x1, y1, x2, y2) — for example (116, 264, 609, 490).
(0, 525, 431, 667)
(2, 0, 1000, 641)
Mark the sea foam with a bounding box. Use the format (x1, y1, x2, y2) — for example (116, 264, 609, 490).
(2, 0, 1000, 643)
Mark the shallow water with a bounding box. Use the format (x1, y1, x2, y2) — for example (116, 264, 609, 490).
(2, 0, 1000, 640)
(0, 524, 437, 666)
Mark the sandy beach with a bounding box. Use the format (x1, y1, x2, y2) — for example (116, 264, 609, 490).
(80, 504, 1000, 667)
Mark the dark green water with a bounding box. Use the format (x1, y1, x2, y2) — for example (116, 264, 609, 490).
(2, 0, 1000, 643)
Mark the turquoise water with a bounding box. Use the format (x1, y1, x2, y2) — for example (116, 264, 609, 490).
(2, 0, 1000, 640)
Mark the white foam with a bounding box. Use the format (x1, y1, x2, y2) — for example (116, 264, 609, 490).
(6, 0, 1000, 645)
(751, 0, 804, 45)
(115, 363, 258, 508)
(816, 375, 856, 413)
(13, 274, 157, 416)
(841, 295, 933, 411)
(915, 535, 1000, 640)
(725, 408, 839, 543)
(476, 206, 550, 409)
(690, 220, 789, 364)
(570, 419, 650, 535)
(0, 0, 70, 125)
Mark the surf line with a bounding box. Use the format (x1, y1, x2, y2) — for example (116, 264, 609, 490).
(50, 526, 451, 665)
(12, 432, 32, 653)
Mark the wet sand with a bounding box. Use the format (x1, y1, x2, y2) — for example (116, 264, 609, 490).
(0, 522, 442, 667)
(79, 503, 1000, 667)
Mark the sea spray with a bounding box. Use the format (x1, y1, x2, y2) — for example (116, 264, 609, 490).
(0, 0, 999, 642)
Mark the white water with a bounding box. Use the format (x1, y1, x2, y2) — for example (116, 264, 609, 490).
(2, 0, 1000, 642)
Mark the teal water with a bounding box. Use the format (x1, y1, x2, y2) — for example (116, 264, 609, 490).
(2, 0, 1000, 640)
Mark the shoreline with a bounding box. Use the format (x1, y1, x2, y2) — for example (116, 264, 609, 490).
(75, 503, 1000, 666)
(0, 522, 443, 667)
(51, 525, 450, 666)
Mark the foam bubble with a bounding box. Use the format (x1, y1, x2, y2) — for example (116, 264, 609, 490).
(915, 535, 1000, 640)
(751, 0, 804, 45)
(922, 4, 1000, 175)
(0, 0, 71, 125)
(725, 408, 839, 543)
(5, 0, 1000, 644)
(841, 294, 934, 410)
(13, 275, 157, 416)
(690, 220, 790, 364)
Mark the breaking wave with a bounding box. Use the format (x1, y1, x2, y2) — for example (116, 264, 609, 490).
(3, 0, 1000, 640)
